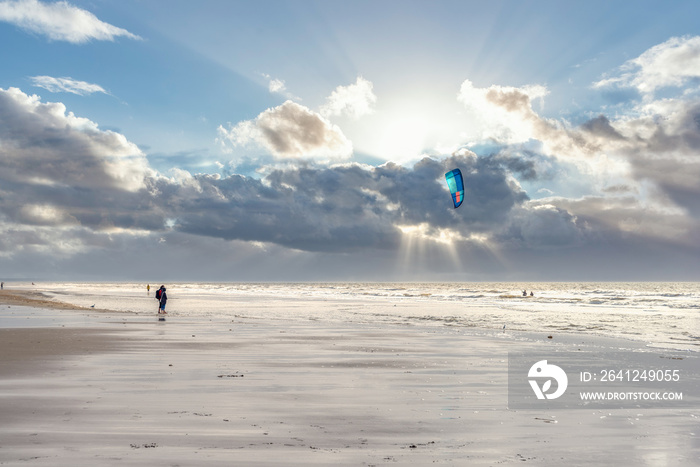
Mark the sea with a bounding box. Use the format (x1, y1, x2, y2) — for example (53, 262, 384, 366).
(8, 281, 700, 352)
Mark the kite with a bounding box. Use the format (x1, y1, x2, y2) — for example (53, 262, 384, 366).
(444, 168, 464, 208)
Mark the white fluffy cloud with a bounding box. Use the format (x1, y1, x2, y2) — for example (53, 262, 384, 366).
(268, 78, 286, 94)
(457, 79, 604, 163)
(594, 35, 700, 95)
(260, 73, 299, 100)
(0, 87, 149, 192)
(320, 77, 377, 119)
(458, 79, 549, 144)
(0, 0, 141, 43)
(219, 77, 376, 160)
(30, 75, 108, 95)
(218, 100, 352, 160)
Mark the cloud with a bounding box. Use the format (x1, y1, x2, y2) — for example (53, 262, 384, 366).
(464, 85, 700, 238)
(4, 81, 690, 261)
(593, 36, 700, 95)
(5, 46, 700, 281)
(0, 85, 536, 258)
(268, 78, 286, 94)
(219, 77, 377, 161)
(0, 0, 141, 43)
(217, 100, 353, 160)
(496, 203, 588, 249)
(579, 115, 625, 140)
(617, 104, 700, 216)
(261, 73, 299, 100)
(30, 75, 108, 95)
(453, 38, 700, 261)
(0, 87, 156, 243)
(150, 151, 537, 253)
(0, 87, 149, 191)
(320, 76, 377, 119)
(458, 79, 549, 144)
(536, 193, 695, 248)
(459, 73, 696, 176)
(458, 79, 610, 165)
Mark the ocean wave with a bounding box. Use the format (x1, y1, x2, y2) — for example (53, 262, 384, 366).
(13, 281, 700, 352)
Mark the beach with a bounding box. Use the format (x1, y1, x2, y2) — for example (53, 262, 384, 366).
(0, 286, 698, 466)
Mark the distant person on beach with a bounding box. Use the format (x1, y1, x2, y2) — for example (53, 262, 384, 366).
(530, 291, 534, 297)
(522, 290, 527, 296)
(158, 287, 168, 314)
(147, 284, 150, 295)
(1, 282, 3, 290)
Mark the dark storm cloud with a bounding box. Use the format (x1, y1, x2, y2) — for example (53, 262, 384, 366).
(495, 204, 588, 249)
(0, 176, 165, 231)
(158, 153, 530, 252)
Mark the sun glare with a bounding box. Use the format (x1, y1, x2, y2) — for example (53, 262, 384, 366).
(397, 223, 464, 246)
(374, 114, 433, 162)
(396, 223, 462, 274)
(396, 223, 508, 276)
(349, 93, 468, 164)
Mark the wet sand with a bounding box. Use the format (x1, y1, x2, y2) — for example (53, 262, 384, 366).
(0, 289, 114, 313)
(0, 291, 698, 466)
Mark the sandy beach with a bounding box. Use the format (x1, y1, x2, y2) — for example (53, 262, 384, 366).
(0, 289, 698, 466)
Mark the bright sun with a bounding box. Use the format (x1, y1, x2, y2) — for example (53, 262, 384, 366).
(347, 94, 469, 164)
(374, 114, 433, 162)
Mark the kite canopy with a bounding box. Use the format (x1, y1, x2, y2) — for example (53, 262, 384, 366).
(445, 169, 464, 209)
(445, 168, 464, 209)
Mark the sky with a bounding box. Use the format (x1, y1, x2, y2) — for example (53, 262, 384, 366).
(2, 0, 700, 282)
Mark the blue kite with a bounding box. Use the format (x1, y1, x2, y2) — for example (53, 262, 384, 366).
(444, 168, 464, 209)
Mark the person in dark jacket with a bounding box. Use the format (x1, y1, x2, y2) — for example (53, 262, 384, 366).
(158, 286, 167, 314)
